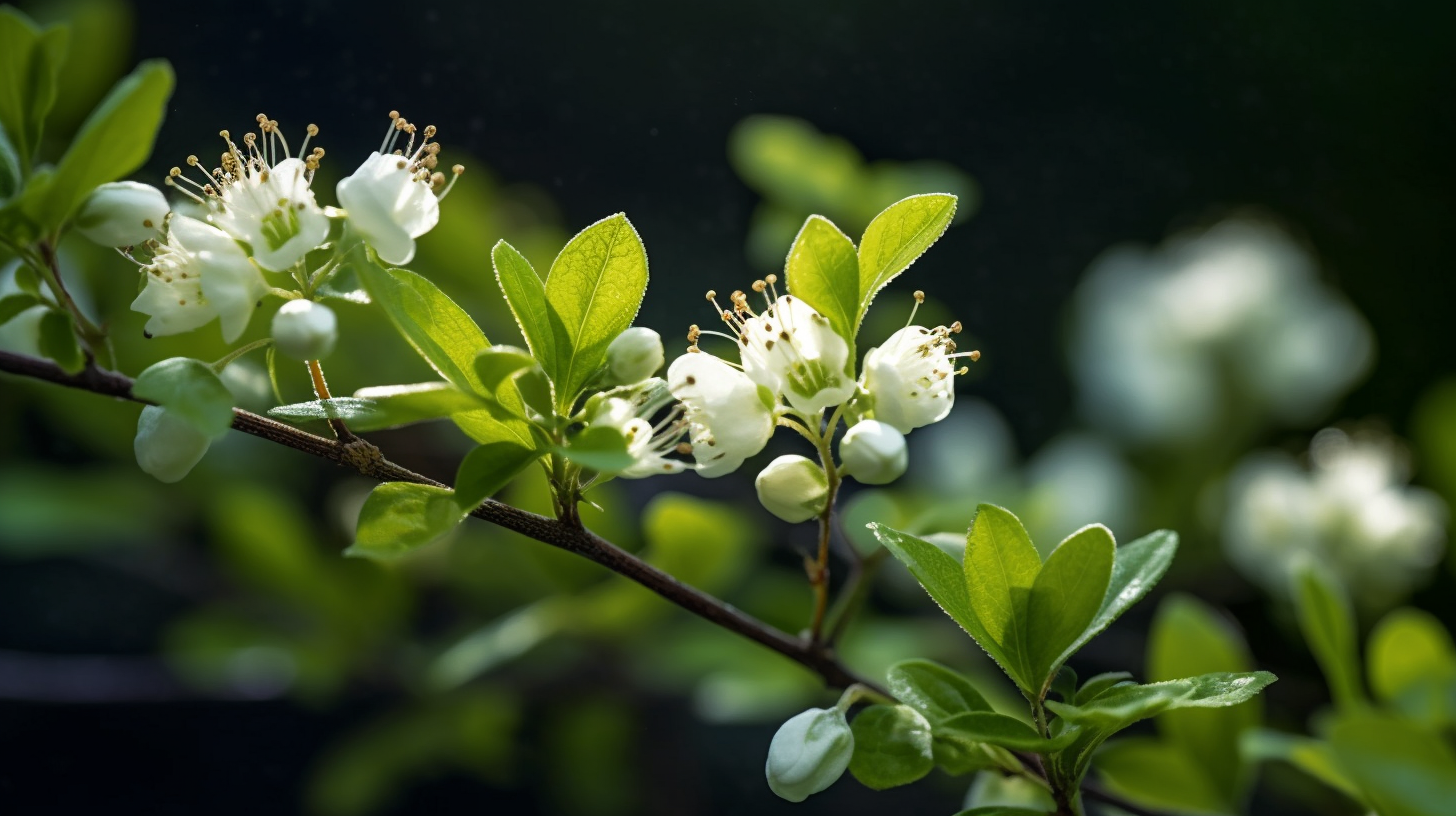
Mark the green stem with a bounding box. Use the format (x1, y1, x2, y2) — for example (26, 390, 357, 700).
(210, 338, 273, 373)
(823, 547, 888, 645)
(807, 410, 844, 644)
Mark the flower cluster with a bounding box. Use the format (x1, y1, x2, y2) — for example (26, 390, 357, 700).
(76, 111, 462, 345)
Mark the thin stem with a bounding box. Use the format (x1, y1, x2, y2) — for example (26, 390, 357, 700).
(305, 358, 355, 441)
(823, 547, 888, 645)
(211, 338, 273, 372)
(807, 415, 842, 644)
(35, 240, 114, 369)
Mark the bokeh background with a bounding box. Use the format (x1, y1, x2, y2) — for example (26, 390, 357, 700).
(1, 0, 1454, 814)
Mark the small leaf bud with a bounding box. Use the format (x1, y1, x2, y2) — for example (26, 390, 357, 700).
(604, 326, 664, 386)
(765, 707, 854, 802)
(839, 419, 908, 485)
(755, 454, 828, 523)
(75, 181, 169, 247)
(271, 300, 338, 361)
(134, 405, 212, 483)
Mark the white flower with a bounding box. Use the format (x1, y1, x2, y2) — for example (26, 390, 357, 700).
(667, 351, 775, 478)
(839, 419, 908, 485)
(336, 112, 459, 266)
(755, 454, 829, 523)
(166, 116, 330, 272)
(1223, 427, 1447, 609)
(862, 323, 972, 434)
(75, 181, 169, 247)
(131, 214, 267, 342)
(587, 384, 690, 479)
(271, 299, 338, 361)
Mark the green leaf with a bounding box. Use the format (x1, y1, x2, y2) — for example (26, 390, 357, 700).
(22, 59, 173, 231)
(542, 213, 648, 411)
(1050, 666, 1079, 703)
(939, 711, 1080, 753)
(0, 118, 21, 200)
(474, 344, 538, 393)
(1025, 524, 1115, 691)
(0, 8, 66, 165)
(855, 193, 956, 331)
(491, 240, 557, 372)
(1241, 729, 1361, 799)
(37, 308, 84, 374)
(871, 523, 1021, 688)
(1149, 594, 1259, 799)
(1327, 711, 1456, 816)
(348, 482, 461, 559)
(131, 357, 235, 438)
(952, 809, 1052, 816)
(268, 384, 494, 432)
(847, 704, 934, 790)
(453, 441, 541, 510)
(1075, 672, 1134, 706)
(785, 214, 858, 361)
(1047, 672, 1276, 733)
(964, 504, 1042, 692)
(1367, 607, 1456, 722)
(1066, 529, 1177, 662)
(887, 659, 992, 724)
(555, 425, 634, 473)
(1095, 737, 1234, 816)
(0, 291, 41, 325)
(1292, 561, 1365, 709)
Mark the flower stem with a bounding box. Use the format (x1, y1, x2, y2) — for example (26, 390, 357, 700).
(807, 411, 844, 644)
(211, 338, 273, 373)
(305, 358, 355, 441)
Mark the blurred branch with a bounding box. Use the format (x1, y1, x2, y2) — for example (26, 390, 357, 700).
(0, 350, 874, 692)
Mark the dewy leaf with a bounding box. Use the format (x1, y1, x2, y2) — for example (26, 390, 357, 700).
(1046, 672, 1276, 732)
(938, 711, 1080, 753)
(348, 482, 462, 560)
(1065, 530, 1178, 663)
(1094, 737, 1233, 816)
(847, 704, 934, 790)
(132, 357, 234, 438)
(963, 504, 1042, 692)
(491, 240, 557, 373)
(1328, 711, 1456, 816)
(542, 213, 648, 412)
(887, 659, 993, 724)
(785, 214, 858, 355)
(350, 383, 495, 431)
(1292, 560, 1366, 709)
(36, 308, 84, 375)
(870, 523, 1022, 688)
(855, 193, 956, 332)
(1149, 594, 1259, 800)
(1025, 524, 1115, 691)
(22, 59, 173, 231)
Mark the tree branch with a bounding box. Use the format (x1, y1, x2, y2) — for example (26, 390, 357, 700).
(0, 349, 873, 692)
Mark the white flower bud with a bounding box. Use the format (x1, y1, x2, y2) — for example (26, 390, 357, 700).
(839, 419, 908, 485)
(755, 454, 828, 523)
(134, 405, 212, 483)
(271, 300, 338, 361)
(604, 327, 664, 385)
(765, 707, 854, 802)
(75, 181, 169, 247)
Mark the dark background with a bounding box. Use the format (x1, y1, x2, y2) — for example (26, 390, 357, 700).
(3, 0, 1454, 813)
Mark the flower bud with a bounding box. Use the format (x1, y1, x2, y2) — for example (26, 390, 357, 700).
(75, 181, 169, 247)
(604, 327, 664, 385)
(765, 707, 854, 802)
(755, 454, 828, 523)
(839, 419, 908, 485)
(271, 300, 338, 361)
(134, 405, 212, 483)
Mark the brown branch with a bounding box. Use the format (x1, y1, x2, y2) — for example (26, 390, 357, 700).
(0, 349, 873, 692)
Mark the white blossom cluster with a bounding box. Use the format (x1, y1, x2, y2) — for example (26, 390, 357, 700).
(1069, 219, 1373, 445)
(1223, 427, 1448, 608)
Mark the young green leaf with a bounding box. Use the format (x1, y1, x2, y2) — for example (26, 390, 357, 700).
(348, 482, 462, 559)
(1046, 672, 1276, 732)
(0, 292, 41, 325)
(1327, 711, 1456, 816)
(542, 213, 648, 412)
(870, 523, 1022, 688)
(0, 8, 66, 165)
(269, 384, 494, 432)
(1064, 529, 1178, 661)
(21, 59, 174, 231)
(848, 704, 934, 790)
(36, 308, 84, 375)
(785, 214, 858, 352)
(555, 425, 635, 473)
(1025, 524, 1115, 691)
(1074, 672, 1134, 706)
(132, 357, 235, 438)
(491, 240, 557, 370)
(1292, 561, 1366, 709)
(1149, 594, 1259, 801)
(886, 659, 993, 724)
(1241, 729, 1362, 800)
(474, 345, 538, 394)
(0, 122, 20, 200)
(452, 440, 541, 510)
(938, 711, 1080, 753)
(856, 193, 956, 331)
(964, 504, 1042, 692)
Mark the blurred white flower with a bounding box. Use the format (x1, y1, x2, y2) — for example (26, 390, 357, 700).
(337, 112, 459, 266)
(75, 181, 169, 247)
(1223, 427, 1447, 609)
(587, 390, 690, 479)
(667, 350, 776, 477)
(131, 214, 266, 342)
(1069, 219, 1373, 445)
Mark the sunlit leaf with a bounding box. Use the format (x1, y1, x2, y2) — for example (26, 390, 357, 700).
(856, 193, 956, 330)
(1025, 524, 1115, 691)
(963, 504, 1041, 692)
(887, 659, 993, 724)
